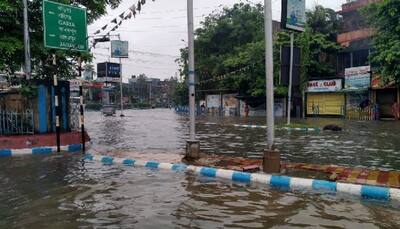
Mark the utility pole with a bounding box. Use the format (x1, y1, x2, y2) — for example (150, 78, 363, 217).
(118, 34, 124, 117)
(264, 0, 274, 149)
(263, 0, 280, 173)
(287, 32, 294, 125)
(23, 0, 32, 80)
(185, 0, 200, 159)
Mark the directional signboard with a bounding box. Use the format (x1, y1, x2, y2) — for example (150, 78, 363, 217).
(43, 0, 88, 51)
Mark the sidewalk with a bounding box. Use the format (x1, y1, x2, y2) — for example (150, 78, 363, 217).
(183, 153, 400, 189)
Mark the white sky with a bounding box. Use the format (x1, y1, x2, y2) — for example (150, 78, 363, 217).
(88, 0, 347, 81)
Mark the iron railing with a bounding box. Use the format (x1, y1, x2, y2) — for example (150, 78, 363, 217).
(0, 109, 34, 135)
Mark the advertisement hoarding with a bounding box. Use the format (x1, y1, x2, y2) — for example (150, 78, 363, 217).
(344, 66, 370, 90)
(111, 40, 129, 58)
(97, 62, 120, 82)
(307, 79, 342, 92)
(281, 0, 306, 32)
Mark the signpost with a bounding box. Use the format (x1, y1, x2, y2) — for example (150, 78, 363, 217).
(43, 0, 88, 51)
(110, 39, 129, 117)
(42, 0, 88, 153)
(281, 0, 306, 125)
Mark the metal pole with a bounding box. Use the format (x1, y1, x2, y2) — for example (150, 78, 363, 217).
(287, 32, 294, 125)
(23, 0, 31, 80)
(53, 54, 61, 152)
(119, 58, 124, 117)
(118, 34, 124, 117)
(264, 0, 274, 149)
(78, 57, 85, 153)
(187, 0, 196, 141)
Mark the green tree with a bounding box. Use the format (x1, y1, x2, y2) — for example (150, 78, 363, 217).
(363, 0, 400, 85)
(0, 0, 121, 80)
(174, 3, 340, 101)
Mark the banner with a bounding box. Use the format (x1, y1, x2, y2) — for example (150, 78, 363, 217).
(281, 0, 306, 32)
(307, 79, 342, 92)
(111, 40, 129, 58)
(344, 66, 370, 90)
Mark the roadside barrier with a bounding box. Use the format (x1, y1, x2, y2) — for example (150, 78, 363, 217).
(0, 143, 89, 157)
(84, 154, 400, 203)
(233, 124, 320, 132)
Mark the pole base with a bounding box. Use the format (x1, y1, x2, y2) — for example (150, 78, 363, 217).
(185, 140, 200, 160)
(262, 149, 281, 174)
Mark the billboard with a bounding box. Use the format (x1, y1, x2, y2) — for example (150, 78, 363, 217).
(281, 0, 306, 32)
(307, 79, 342, 92)
(97, 62, 120, 82)
(111, 40, 129, 58)
(344, 66, 370, 90)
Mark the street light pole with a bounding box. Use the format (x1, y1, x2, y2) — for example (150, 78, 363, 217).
(263, 0, 280, 173)
(188, 0, 195, 141)
(118, 34, 124, 117)
(185, 0, 200, 159)
(23, 0, 31, 80)
(264, 0, 274, 149)
(287, 32, 294, 125)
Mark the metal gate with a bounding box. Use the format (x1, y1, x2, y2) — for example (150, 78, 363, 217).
(0, 109, 34, 135)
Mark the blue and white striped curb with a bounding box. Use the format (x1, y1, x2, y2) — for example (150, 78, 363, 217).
(233, 124, 320, 132)
(85, 154, 400, 203)
(0, 143, 91, 157)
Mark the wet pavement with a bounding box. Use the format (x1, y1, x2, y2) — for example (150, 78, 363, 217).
(1, 109, 400, 228)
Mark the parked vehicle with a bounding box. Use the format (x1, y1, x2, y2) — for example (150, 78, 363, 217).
(102, 104, 116, 116)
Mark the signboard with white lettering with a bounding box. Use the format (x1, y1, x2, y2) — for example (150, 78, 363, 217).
(307, 79, 342, 92)
(111, 40, 129, 58)
(344, 66, 370, 90)
(43, 0, 88, 51)
(281, 0, 306, 32)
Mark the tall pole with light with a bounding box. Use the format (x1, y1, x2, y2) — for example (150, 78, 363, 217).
(185, 0, 200, 159)
(263, 0, 277, 173)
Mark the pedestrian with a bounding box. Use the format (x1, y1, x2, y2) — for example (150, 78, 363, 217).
(392, 101, 399, 120)
(244, 103, 249, 117)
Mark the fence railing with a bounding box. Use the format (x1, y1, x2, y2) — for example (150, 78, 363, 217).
(0, 109, 34, 135)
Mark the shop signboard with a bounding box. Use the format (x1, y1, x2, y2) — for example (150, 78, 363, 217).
(307, 79, 342, 92)
(344, 66, 370, 90)
(111, 40, 129, 58)
(69, 79, 81, 92)
(281, 0, 306, 32)
(43, 0, 88, 51)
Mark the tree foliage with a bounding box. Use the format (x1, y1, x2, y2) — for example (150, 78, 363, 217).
(174, 3, 340, 105)
(0, 0, 121, 80)
(363, 0, 400, 85)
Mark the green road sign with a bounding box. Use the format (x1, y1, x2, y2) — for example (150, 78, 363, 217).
(43, 0, 88, 51)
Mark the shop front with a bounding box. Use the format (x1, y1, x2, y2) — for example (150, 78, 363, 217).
(306, 79, 345, 116)
(343, 66, 372, 120)
(371, 74, 399, 120)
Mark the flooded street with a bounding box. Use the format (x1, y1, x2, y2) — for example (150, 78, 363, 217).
(87, 109, 400, 170)
(1, 109, 400, 228)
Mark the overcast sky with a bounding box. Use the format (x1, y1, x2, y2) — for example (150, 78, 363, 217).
(88, 0, 347, 82)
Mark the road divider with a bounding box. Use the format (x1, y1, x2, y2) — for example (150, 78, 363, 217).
(233, 124, 320, 132)
(0, 143, 90, 157)
(84, 153, 400, 203)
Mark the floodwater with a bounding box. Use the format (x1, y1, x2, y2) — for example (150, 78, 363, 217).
(1, 109, 400, 228)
